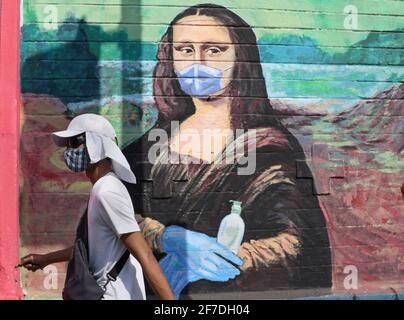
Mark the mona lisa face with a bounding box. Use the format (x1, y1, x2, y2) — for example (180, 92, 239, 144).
(172, 15, 236, 97)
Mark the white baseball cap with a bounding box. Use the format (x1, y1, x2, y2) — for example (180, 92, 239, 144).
(52, 113, 116, 147)
(52, 113, 136, 184)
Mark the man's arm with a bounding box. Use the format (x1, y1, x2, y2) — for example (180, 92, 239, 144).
(19, 246, 73, 272)
(121, 231, 175, 300)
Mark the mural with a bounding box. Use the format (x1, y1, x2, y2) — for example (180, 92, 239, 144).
(20, 1, 403, 299)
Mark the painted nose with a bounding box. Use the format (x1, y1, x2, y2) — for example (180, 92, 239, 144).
(193, 47, 208, 65)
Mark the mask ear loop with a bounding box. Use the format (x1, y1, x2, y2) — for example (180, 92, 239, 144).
(84, 131, 93, 165)
(84, 145, 91, 165)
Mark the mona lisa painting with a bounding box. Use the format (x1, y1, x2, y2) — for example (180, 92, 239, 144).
(122, 4, 332, 299)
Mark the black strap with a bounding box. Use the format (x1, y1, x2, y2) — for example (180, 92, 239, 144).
(79, 207, 130, 282)
(106, 250, 130, 281)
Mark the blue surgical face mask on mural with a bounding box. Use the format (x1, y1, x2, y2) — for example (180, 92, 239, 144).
(64, 147, 90, 172)
(175, 63, 232, 97)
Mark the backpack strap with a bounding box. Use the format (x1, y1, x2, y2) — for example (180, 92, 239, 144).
(76, 208, 89, 252)
(106, 250, 130, 282)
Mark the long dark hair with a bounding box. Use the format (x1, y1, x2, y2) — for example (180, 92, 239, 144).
(153, 3, 285, 134)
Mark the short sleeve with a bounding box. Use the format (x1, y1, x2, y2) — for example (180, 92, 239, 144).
(97, 189, 140, 236)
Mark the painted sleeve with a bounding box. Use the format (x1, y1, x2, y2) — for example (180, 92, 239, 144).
(238, 233, 301, 272)
(135, 213, 166, 254)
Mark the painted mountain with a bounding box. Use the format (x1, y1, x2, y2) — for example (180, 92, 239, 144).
(274, 83, 404, 293)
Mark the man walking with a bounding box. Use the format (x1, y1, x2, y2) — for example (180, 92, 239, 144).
(20, 114, 174, 300)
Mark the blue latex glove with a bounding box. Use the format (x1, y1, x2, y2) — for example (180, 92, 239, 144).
(159, 254, 202, 299)
(160, 225, 243, 294)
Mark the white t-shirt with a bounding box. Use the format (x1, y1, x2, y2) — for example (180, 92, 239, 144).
(87, 171, 146, 300)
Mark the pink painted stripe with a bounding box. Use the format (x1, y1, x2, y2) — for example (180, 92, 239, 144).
(0, 0, 22, 300)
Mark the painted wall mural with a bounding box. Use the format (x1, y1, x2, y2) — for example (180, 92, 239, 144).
(20, 0, 404, 299)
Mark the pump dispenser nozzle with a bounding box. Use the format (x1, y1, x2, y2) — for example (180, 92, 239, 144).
(229, 200, 242, 215)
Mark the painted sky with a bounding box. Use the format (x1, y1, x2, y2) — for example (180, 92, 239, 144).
(21, 0, 404, 113)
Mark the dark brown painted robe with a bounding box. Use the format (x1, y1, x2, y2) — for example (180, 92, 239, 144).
(123, 124, 332, 296)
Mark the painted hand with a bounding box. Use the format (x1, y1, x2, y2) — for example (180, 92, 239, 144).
(160, 225, 243, 297)
(159, 254, 202, 299)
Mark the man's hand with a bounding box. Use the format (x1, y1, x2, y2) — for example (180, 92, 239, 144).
(18, 247, 73, 272)
(18, 254, 50, 272)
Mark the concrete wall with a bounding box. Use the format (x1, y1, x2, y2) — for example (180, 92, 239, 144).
(19, 0, 404, 299)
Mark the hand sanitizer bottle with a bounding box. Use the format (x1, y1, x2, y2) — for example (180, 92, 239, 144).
(217, 200, 245, 254)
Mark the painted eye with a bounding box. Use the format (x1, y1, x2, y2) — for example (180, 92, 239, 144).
(174, 45, 194, 56)
(206, 47, 221, 56)
(180, 47, 193, 55)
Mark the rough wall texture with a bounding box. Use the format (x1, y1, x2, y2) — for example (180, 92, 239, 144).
(19, 0, 403, 299)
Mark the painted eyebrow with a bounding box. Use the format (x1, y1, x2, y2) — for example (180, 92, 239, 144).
(174, 40, 230, 44)
(173, 43, 194, 50)
(201, 43, 230, 49)
(174, 40, 193, 44)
